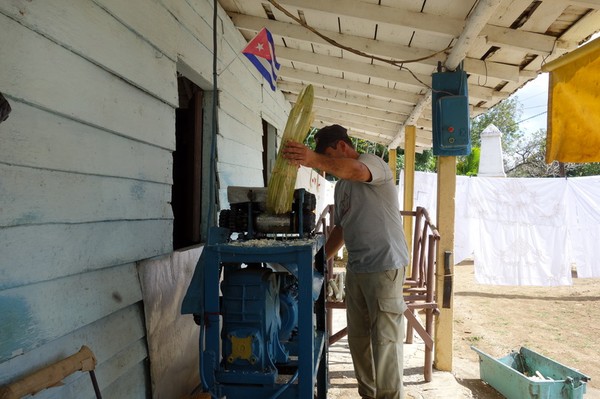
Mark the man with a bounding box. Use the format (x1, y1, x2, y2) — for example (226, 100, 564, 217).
(283, 124, 409, 399)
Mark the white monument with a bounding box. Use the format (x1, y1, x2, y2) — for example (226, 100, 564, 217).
(477, 124, 506, 177)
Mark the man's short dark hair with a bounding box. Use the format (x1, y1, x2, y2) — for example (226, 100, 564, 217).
(314, 124, 353, 154)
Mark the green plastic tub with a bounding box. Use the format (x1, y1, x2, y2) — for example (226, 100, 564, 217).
(472, 346, 591, 399)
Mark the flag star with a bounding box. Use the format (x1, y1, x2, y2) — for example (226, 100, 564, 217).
(256, 43, 264, 52)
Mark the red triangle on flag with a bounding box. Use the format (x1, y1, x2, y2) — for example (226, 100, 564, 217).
(242, 28, 273, 61)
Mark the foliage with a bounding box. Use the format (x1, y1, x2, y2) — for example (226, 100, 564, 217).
(505, 129, 554, 177)
(456, 147, 480, 176)
(507, 128, 600, 177)
(471, 97, 523, 154)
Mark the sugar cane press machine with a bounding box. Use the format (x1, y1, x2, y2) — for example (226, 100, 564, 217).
(182, 186, 328, 399)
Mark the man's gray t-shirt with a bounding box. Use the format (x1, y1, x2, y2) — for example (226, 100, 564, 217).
(334, 153, 409, 273)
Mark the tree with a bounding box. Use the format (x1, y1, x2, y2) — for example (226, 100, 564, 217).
(455, 97, 524, 176)
(505, 128, 600, 177)
(456, 147, 480, 176)
(506, 129, 559, 177)
(471, 97, 523, 154)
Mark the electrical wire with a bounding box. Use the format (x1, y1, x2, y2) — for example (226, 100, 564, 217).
(267, 0, 450, 89)
(515, 111, 547, 124)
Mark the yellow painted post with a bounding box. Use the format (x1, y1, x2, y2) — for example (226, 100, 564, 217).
(403, 126, 416, 269)
(434, 155, 456, 371)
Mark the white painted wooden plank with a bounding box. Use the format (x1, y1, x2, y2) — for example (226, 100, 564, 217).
(218, 58, 263, 110)
(0, 164, 172, 227)
(218, 112, 263, 152)
(0, 14, 175, 151)
(521, 0, 569, 33)
(0, 264, 143, 362)
(218, 48, 288, 110)
(218, 91, 261, 131)
(216, 135, 263, 170)
(489, 0, 536, 27)
(93, 0, 180, 61)
(95, 359, 148, 399)
(0, 102, 172, 184)
(0, 304, 145, 382)
(28, 338, 148, 399)
(277, 47, 431, 90)
(278, 70, 421, 105)
(0, 220, 173, 290)
(279, 81, 411, 113)
(277, 0, 462, 37)
(0, 0, 178, 107)
(315, 108, 401, 132)
(217, 162, 264, 189)
(94, 0, 220, 93)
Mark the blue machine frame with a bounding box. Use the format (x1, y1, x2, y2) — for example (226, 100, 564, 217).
(182, 227, 328, 399)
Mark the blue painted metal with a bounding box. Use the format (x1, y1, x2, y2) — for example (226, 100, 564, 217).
(182, 228, 328, 398)
(472, 346, 591, 399)
(432, 65, 471, 156)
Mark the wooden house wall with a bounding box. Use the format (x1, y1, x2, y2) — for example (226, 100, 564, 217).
(0, 0, 291, 397)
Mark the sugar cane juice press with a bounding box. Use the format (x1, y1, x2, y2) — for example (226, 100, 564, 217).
(182, 186, 328, 399)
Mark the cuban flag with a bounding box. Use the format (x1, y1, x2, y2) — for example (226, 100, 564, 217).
(242, 28, 280, 91)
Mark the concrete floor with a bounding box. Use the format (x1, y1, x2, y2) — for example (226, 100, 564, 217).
(325, 307, 492, 399)
(326, 333, 476, 399)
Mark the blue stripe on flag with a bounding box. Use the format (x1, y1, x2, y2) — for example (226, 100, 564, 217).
(244, 53, 277, 91)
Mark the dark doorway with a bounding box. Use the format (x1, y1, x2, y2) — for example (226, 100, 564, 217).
(172, 76, 203, 250)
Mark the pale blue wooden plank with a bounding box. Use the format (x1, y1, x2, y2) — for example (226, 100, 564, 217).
(0, 220, 172, 290)
(97, 360, 150, 399)
(0, 304, 146, 382)
(19, 338, 149, 399)
(0, 265, 143, 362)
(0, 164, 172, 227)
(0, 0, 178, 107)
(0, 14, 175, 151)
(0, 101, 173, 184)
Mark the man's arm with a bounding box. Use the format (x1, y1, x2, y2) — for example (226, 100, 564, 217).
(325, 225, 344, 261)
(282, 141, 371, 182)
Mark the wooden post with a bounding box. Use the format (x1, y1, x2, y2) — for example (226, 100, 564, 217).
(403, 126, 416, 268)
(434, 156, 456, 371)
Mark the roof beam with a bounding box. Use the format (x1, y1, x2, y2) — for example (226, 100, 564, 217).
(276, 47, 431, 91)
(389, 0, 504, 148)
(284, 94, 413, 120)
(278, 81, 416, 113)
(273, 1, 561, 54)
(482, 24, 563, 54)
(568, 0, 600, 8)
(278, 66, 422, 104)
(274, 0, 462, 37)
(230, 12, 522, 82)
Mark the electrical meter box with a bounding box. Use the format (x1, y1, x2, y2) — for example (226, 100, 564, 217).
(432, 67, 471, 156)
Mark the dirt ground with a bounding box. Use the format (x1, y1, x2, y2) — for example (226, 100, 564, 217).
(453, 260, 600, 396)
(327, 259, 600, 398)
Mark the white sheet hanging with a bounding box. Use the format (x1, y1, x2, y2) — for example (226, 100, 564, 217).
(400, 172, 600, 286)
(566, 176, 600, 278)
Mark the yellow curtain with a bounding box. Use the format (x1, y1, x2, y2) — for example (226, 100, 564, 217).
(542, 38, 600, 163)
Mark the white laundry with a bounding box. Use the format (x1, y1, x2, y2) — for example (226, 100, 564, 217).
(400, 172, 600, 285)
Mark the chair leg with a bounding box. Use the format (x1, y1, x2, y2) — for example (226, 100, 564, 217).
(424, 308, 434, 382)
(405, 308, 414, 344)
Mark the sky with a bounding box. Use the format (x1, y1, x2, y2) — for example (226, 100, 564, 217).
(511, 73, 549, 135)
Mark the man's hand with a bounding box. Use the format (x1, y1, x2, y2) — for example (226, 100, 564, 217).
(282, 140, 317, 168)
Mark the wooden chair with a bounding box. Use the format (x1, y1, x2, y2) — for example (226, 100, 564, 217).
(318, 205, 440, 382)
